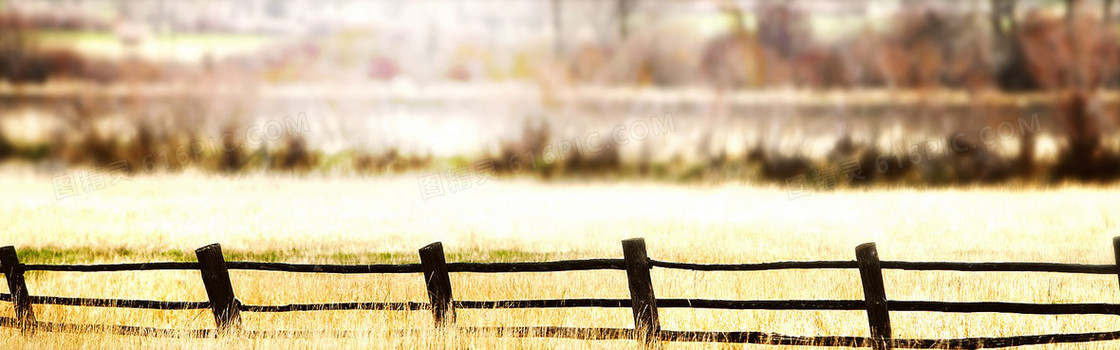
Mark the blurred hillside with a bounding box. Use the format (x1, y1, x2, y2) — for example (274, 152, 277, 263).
(2, 0, 1120, 186)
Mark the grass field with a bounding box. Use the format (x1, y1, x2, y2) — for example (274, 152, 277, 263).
(2, 169, 1120, 349)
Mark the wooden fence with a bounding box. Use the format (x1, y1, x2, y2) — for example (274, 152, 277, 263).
(3, 238, 1120, 349)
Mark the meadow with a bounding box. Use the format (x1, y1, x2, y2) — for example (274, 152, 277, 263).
(1, 170, 1120, 349)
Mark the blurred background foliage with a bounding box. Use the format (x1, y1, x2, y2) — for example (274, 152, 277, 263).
(2, 0, 1120, 186)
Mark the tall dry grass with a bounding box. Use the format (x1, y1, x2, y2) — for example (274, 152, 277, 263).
(1, 171, 1119, 348)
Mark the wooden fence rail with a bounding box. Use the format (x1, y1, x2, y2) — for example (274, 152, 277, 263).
(3, 238, 1120, 348)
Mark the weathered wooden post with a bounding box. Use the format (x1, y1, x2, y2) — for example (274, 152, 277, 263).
(856, 243, 892, 350)
(195, 243, 242, 334)
(622, 238, 660, 346)
(1112, 237, 1120, 288)
(419, 242, 455, 327)
(0, 246, 35, 333)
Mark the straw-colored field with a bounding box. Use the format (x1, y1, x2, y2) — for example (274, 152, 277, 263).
(1, 169, 1120, 349)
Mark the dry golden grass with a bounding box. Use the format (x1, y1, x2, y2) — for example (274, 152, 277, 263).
(1, 169, 1120, 348)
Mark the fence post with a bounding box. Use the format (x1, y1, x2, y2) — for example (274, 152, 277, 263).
(195, 243, 242, 334)
(1113, 237, 1120, 288)
(622, 238, 660, 346)
(419, 242, 455, 327)
(856, 243, 892, 350)
(0, 246, 35, 334)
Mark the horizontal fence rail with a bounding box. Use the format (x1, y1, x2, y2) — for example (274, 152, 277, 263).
(649, 259, 1120, 274)
(879, 261, 1119, 274)
(13, 293, 1117, 316)
(649, 259, 859, 270)
(226, 261, 423, 274)
(4, 314, 1120, 348)
(240, 301, 430, 312)
(22, 262, 200, 272)
(3, 238, 1120, 349)
(27, 296, 210, 310)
